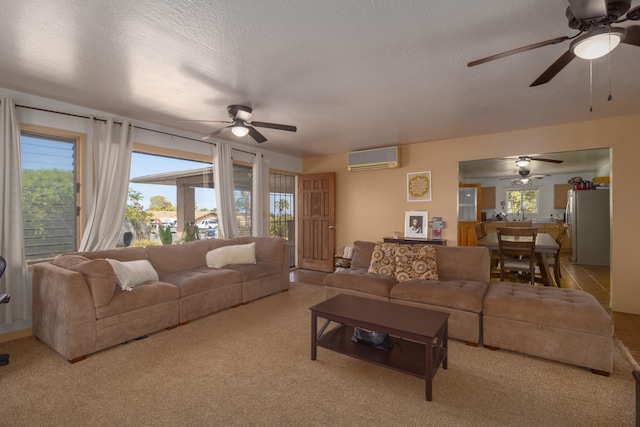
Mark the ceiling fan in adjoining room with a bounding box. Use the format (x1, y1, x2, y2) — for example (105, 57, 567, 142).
(500, 168, 550, 185)
(510, 155, 564, 167)
(467, 0, 640, 86)
(182, 104, 297, 143)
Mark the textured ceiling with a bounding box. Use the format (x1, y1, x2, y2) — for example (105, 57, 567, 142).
(1, 1, 638, 158)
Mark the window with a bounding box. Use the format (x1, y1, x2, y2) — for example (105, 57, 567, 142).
(20, 126, 84, 262)
(233, 163, 253, 237)
(269, 172, 295, 267)
(127, 146, 255, 244)
(507, 188, 539, 214)
(128, 149, 216, 245)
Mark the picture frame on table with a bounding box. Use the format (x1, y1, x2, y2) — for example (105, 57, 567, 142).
(404, 211, 428, 239)
(407, 171, 432, 202)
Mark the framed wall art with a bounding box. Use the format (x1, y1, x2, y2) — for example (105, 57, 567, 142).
(407, 171, 431, 202)
(404, 211, 428, 239)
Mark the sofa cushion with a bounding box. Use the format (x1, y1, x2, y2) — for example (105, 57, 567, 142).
(394, 244, 438, 282)
(483, 281, 613, 336)
(367, 242, 398, 276)
(95, 281, 180, 319)
(145, 239, 211, 274)
(351, 241, 376, 269)
(107, 259, 159, 291)
(324, 268, 397, 299)
(77, 246, 147, 262)
(225, 262, 281, 282)
(53, 255, 118, 308)
(206, 242, 256, 268)
(160, 267, 242, 298)
(390, 280, 488, 313)
(252, 237, 285, 264)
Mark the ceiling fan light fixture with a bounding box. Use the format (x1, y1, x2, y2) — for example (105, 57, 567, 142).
(570, 27, 625, 60)
(515, 157, 531, 167)
(231, 122, 250, 137)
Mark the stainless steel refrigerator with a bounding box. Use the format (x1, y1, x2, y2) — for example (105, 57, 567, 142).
(566, 189, 610, 266)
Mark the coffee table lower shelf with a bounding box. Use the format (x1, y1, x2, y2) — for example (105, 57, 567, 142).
(315, 324, 446, 391)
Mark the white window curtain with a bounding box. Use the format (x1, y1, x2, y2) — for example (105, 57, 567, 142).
(252, 153, 265, 236)
(0, 98, 29, 323)
(213, 142, 239, 239)
(79, 118, 134, 251)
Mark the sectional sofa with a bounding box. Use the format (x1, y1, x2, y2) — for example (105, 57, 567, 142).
(323, 240, 614, 374)
(32, 237, 289, 362)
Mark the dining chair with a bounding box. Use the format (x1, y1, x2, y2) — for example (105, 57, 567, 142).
(474, 222, 486, 240)
(545, 226, 566, 284)
(497, 227, 538, 285)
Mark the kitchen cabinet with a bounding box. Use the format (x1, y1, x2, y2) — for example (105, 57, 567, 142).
(481, 187, 496, 209)
(458, 184, 481, 246)
(554, 184, 572, 209)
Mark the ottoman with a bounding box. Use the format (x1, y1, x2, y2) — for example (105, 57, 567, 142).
(482, 281, 614, 374)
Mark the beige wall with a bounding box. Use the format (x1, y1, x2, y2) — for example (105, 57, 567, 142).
(302, 113, 640, 315)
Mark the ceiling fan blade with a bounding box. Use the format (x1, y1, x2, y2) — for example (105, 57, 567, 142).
(467, 36, 570, 67)
(250, 121, 297, 132)
(530, 49, 576, 86)
(622, 25, 640, 46)
(247, 126, 267, 143)
(568, 0, 607, 20)
(180, 120, 232, 124)
(201, 127, 229, 140)
(531, 157, 564, 163)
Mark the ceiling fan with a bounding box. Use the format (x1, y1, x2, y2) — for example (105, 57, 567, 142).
(183, 104, 297, 143)
(509, 155, 564, 167)
(467, 0, 640, 86)
(500, 169, 550, 185)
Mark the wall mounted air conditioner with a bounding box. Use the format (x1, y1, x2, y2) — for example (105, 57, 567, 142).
(347, 146, 400, 171)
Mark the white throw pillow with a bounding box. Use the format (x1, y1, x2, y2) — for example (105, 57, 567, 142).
(106, 259, 159, 291)
(206, 242, 256, 268)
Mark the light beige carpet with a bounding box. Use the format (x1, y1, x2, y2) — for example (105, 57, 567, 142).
(0, 283, 636, 426)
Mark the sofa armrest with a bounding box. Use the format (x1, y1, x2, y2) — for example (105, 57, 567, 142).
(32, 263, 97, 361)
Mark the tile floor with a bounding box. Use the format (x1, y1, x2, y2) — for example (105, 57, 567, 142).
(290, 252, 640, 366)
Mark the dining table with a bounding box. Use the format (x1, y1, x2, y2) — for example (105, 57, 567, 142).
(476, 232, 560, 287)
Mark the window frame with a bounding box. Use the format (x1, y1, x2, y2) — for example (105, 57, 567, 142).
(20, 124, 86, 261)
(506, 187, 540, 214)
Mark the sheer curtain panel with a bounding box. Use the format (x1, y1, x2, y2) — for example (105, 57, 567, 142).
(0, 98, 29, 323)
(79, 118, 134, 251)
(214, 142, 239, 239)
(252, 153, 265, 236)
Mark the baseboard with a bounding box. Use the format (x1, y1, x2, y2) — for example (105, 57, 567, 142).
(0, 327, 33, 344)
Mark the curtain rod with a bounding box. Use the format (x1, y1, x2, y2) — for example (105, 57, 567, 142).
(15, 104, 257, 156)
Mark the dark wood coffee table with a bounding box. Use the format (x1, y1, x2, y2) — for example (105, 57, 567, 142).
(310, 294, 449, 401)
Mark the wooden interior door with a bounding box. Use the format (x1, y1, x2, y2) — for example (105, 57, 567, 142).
(298, 172, 335, 272)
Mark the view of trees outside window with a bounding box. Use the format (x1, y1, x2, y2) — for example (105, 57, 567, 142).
(507, 188, 539, 214)
(21, 133, 77, 262)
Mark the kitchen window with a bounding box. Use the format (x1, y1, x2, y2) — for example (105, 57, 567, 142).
(506, 188, 539, 214)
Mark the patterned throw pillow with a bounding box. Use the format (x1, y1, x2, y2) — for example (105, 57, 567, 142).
(394, 244, 438, 282)
(367, 242, 399, 276)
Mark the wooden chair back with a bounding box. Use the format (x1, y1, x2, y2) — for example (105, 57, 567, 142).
(474, 222, 486, 239)
(497, 227, 538, 284)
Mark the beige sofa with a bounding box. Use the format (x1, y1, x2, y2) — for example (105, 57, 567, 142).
(32, 237, 289, 362)
(324, 241, 491, 344)
(323, 240, 613, 374)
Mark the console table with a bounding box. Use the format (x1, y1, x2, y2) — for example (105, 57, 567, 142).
(383, 238, 446, 246)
